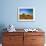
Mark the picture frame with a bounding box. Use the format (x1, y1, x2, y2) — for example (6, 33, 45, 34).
(17, 7, 35, 21)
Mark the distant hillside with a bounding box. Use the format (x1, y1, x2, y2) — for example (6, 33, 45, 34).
(19, 13, 33, 19)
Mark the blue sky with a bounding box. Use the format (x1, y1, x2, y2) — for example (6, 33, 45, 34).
(19, 9, 33, 15)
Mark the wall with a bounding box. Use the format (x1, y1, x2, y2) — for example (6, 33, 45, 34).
(0, 0, 46, 43)
(0, 0, 46, 30)
(0, 0, 46, 28)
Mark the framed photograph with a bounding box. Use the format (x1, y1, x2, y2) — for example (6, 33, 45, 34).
(17, 7, 35, 21)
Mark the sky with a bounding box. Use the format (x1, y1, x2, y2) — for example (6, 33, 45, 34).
(19, 9, 33, 15)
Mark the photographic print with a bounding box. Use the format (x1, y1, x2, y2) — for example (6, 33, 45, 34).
(18, 7, 35, 21)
